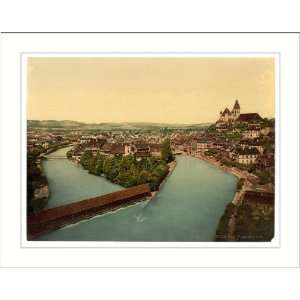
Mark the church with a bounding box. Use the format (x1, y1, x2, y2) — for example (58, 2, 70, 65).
(216, 99, 262, 125)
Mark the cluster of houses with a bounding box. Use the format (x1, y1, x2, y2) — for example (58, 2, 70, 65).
(71, 139, 163, 163)
(27, 99, 275, 177)
(192, 99, 275, 176)
(27, 131, 66, 153)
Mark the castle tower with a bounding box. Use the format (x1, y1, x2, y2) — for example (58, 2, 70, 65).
(219, 110, 223, 121)
(232, 99, 240, 120)
(223, 107, 231, 122)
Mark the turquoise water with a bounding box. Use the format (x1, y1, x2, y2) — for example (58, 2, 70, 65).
(43, 147, 123, 209)
(38, 149, 237, 241)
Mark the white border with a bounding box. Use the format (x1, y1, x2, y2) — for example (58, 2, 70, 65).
(0, 33, 298, 267)
(21, 52, 280, 248)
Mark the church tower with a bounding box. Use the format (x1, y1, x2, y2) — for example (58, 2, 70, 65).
(232, 99, 240, 120)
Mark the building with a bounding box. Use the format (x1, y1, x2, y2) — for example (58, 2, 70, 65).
(239, 139, 265, 154)
(133, 144, 151, 159)
(218, 99, 240, 123)
(236, 147, 260, 165)
(124, 143, 163, 159)
(196, 139, 213, 153)
(256, 153, 275, 173)
(236, 113, 262, 123)
(242, 128, 261, 139)
(149, 144, 162, 158)
(216, 99, 262, 125)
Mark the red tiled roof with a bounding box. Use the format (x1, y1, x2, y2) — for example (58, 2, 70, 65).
(111, 144, 125, 154)
(236, 113, 262, 122)
(28, 184, 151, 225)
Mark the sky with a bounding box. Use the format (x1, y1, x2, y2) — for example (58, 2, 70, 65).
(27, 57, 275, 124)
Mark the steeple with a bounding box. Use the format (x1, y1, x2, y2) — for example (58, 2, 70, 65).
(233, 99, 240, 110)
(232, 99, 240, 120)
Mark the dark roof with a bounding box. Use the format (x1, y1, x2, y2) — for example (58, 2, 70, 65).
(236, 147, 259, 155)
(233, 99, 240, 109)
(222, 108, 231, 115)
(236, 113, 262, 122)
(240, 139, 264, 146)
(134, 144, 150, 151)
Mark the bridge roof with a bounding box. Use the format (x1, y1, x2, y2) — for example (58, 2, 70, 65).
(28, 184, 151, 225)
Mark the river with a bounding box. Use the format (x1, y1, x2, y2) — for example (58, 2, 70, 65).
(37, 147, 237, 241)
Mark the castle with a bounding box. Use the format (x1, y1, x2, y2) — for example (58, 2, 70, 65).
(219, 99, 241, 122)
(217, 99, 262, 125)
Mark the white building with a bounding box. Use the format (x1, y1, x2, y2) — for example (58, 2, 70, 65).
(236, 147, 260, 165)
(218, 100, 241, 123)
(242, 129, 260, 139)
(196, 140, 213, 153)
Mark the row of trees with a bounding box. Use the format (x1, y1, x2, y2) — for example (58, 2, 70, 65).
(160, 139, 174, 163)
(80, 152, 171, 191)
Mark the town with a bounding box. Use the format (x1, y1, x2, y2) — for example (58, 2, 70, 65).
(27, 99, 275, 241)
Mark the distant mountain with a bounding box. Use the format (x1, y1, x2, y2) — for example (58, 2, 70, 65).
(27, 120, 212, 130)
(28, 120, 83, 128)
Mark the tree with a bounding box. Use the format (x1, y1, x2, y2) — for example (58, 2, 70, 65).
(79, 149, 172, 192)
(161, 139, 174, 163)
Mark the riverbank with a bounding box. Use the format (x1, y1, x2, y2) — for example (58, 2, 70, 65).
(38, 154, 237, 241)
(192, 153, 241, 179)
(28, 161, 50, 211)
(29, 145, 72, 211)
(197, 153, 275, 242)
(79, 150, 172, 192)
(150, 159, 177, 199)
(189, 153, 247, 241)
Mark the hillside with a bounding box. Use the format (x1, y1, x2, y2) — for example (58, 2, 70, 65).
(27, 120, 211, 130)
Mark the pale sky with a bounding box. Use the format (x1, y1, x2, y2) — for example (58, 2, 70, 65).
(27, 57, 275, 124)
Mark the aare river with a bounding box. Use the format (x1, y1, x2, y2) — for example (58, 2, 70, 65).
(38, 147, 237, 241)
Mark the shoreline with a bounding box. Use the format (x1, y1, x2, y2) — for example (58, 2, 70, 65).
(66, 150, 177, 202)
(150, 159, 177, 200)
(191, 153, 257, 202)
(191, 154, 242, 241)
(192, 153, 241, 180)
